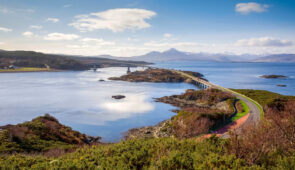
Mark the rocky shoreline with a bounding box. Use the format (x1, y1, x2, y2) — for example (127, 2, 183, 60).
(125, 88, 236, 140)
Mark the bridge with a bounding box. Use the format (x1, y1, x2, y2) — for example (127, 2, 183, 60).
(170, 69, 263, 137)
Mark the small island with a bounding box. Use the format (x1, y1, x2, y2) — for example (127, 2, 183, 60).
(109, 68, 206, 83)
(260, 75, 287, 79)
(112, 95, 126, 99)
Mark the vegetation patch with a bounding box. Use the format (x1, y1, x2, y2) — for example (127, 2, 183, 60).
(231, 89, 295, 107)
(0, 67, 53, 72)
(230, 100, 249, 121)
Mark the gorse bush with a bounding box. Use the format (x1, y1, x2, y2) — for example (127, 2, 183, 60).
(1, 136, 293, 169)
(0, 137, 252, 169)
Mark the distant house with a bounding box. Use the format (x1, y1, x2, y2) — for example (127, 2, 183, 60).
(8, 65, 17, 69)
(44, 64, 50, 69)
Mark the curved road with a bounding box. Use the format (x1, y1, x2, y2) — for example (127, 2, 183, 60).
(172, 70, 263, 136)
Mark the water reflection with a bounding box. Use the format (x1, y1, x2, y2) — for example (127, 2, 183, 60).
(101, 95, 154, 114)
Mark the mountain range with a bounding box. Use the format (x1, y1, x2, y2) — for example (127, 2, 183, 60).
(95, 48, 295, 63)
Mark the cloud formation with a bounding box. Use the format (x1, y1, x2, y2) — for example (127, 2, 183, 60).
(81, 38, 115, 46)
(0, 7, 34, 14)
(235, 2, 269, 14)
(144, 41, 199, 47)
(70, 8, 156, 32)
(46, 18, 60, 23)
(30, 25, 42, 29)
(163, 33, 173, 38)
(0, 27, 12, 32)
(235, 37, 293, 47)
(22, 31, 34, 38)
(44, 33, 80, 41)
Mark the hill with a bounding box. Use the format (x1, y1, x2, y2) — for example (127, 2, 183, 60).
(0, 50, 150, 70)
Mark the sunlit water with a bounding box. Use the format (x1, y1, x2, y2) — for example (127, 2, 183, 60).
(1, 62, 294, 142)
(0, 67, 196, 142)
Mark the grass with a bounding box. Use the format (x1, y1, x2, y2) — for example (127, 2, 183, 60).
(231, 100, 249, 121)
(223, 88, 264, 118)
(0, 67, 53, 72)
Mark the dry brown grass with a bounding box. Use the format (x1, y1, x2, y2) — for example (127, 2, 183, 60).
(227, 100, 295, 165)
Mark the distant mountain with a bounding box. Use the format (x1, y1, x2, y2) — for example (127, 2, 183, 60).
(125, 48, 254, 62)
(106, 48, 295, 63)
(254, 54, 295, 63)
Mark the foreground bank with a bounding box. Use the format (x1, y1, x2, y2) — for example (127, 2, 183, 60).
(0, 89, 294, 169)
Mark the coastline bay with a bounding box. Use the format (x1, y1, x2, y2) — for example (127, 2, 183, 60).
(1, 62, 294, 142)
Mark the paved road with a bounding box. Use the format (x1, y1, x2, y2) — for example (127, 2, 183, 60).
(172, 70, 262, 136)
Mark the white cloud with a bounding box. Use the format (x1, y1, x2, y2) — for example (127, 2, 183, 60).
(81, 38, 115, 45)
(70, 8, 156, 32)
(163, 33, 173, 38)
(0, 8, 13, 14)
(236, 2, 269, 14)
(0, 7, 34, 14)
(144, 41, 200, 47)
(0, 27, 12, 32)
(46, 18, 60, 23)
(30, 25, 42, 29)
(22, 31, 34, 38)
(235, 37, 293, 47)
(0, 42, 5, 45)
(44, 33, 80, 41)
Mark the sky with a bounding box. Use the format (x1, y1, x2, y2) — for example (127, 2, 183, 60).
(0, 0, 295, 57)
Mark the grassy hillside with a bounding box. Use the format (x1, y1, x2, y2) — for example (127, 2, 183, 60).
(0, 114, 101, 153)
(231, 89, 295, 107)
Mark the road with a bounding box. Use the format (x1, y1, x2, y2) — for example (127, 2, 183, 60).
(172, 70, 263, 136)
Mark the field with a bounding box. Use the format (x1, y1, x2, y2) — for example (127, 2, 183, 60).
(0, 67, 53, 73)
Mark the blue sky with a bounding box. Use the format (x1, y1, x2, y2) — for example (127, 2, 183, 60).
(0, 0, 294, 56)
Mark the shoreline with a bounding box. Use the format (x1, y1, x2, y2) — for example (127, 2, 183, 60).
(0, 69, 63, 73)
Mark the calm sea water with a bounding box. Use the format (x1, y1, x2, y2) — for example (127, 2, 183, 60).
(0, 67, 195, 142)
(155, 62, 295, 96)
(0, 62, 294, 142)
